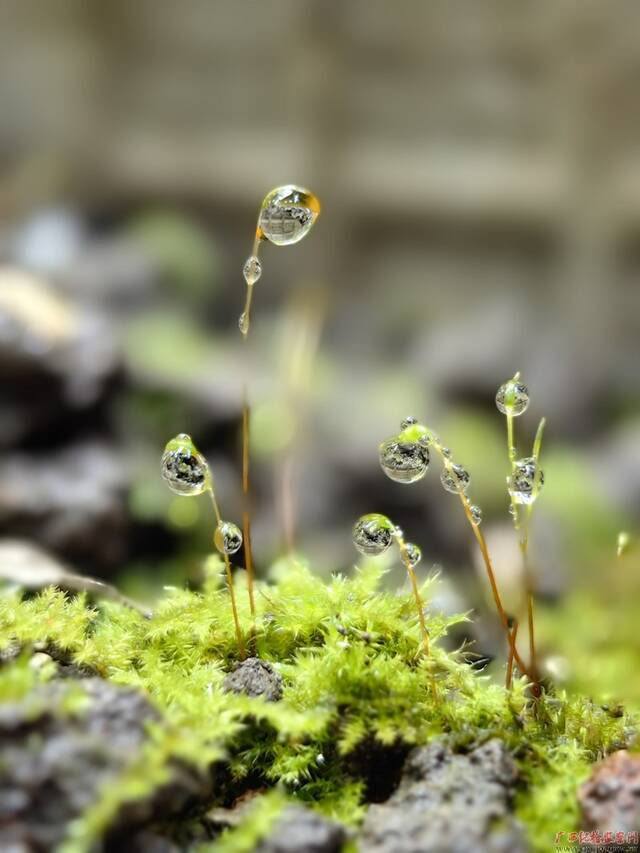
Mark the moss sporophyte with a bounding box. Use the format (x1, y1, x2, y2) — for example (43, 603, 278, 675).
(1, 185, 635, 853)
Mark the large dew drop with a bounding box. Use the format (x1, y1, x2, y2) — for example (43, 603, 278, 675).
(508, 457, 544, 505)
(214, 521, 243, 555)
(440, 463, 471, 494)
(496, 379, 530, 416)
(161, 434, 209, 496)
(379, 436, 430, 484)
(258, 185, 321, 247)
(353, 513, 395, 556)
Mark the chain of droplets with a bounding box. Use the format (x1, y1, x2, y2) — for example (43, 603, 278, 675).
(161, 434, 243, 555)
(239, 185, 321, 338)
(495, 376, 544, 514)
(351, 512, 429, 657)
(379, 417, 483, 526)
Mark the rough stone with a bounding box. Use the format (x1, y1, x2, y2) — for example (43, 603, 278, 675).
(223, 657, 284, 702)
(256, 806, 346, 853)
(0, 443, 129, 572)
(580, 750, 640, 836)
(0, 678, 208, 850)
(359, 738, 527, 853)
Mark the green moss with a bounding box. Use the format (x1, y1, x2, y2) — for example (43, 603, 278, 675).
(0, 561, 634, 851)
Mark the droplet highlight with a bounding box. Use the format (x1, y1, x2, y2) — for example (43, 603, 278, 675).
(469, 504, 483, 526)
(161, 434, 209, 496)
(258, 185, 321, 247)
(352, 513, 395, 556)
(379, 436, 430, 484)
(214, 521, 243, 555)
(496, 379, 530, 417)
(404, 542, 422, 568)
(440, 463, 471, 494)
(243, 255, 262, 286)
(508, 457, 544, 505)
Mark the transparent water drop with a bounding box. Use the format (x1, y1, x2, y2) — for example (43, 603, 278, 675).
(400, 416, 418, 430)
(508, 457, 544, 505)
(440, 446, 452, 459)
(243, 255, 262, 286)
(469, 504, 483, 526)
(258, 185, 321, 247)
(161, 434, 209, 496)
(238, 312, 249, 335)
(352, 513, 395, 556)
(440, 463, 470, 494)
(404, 542, 422, 568)
(496, 379, 530, 416)
(214, 521, 243, 555)
(379, 436, 429, 484)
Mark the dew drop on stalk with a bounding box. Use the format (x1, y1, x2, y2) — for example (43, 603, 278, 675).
(214, 521, 244, 555)
(496, 379, 530, 416)
(379, 435, 429, 484)
(258, 185, 321, 247)
(238, 312, 249, 335)
(508, 457, 544, 505)
(400, 416, 418, 430)
(404, 542, 422, 568)
(161, 433, 209, 496)
(243, 255, 262, 286)
(440, 463, 470, 494)
(352, 513, 395, 556)
(469, 504, 483, 526)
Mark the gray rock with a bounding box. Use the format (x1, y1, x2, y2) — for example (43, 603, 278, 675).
(580, 750, 640, 836)
(256, 806, 346, 853)
(0, 443, 129, 572)
(359, 738, 527, 853)
(0, 678, 208, 850)
(223, 657, 284, 702)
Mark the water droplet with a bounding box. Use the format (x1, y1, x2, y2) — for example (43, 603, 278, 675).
(508, 457, 544, 505)
(161, 434, 209, 496)
(238, 312, 249, 335)
(352, 513, 395, 556)
(214, 520, 243, 555)
(440, 463, 470, 494)
(316, 753, 326, 766)
(469, 504, 483, 526)
(258, 185, 321, 247)
(440, 446, 452, 459)
(404, 542, 422, 568)
(379, 436, 429, 484)
(496, 379, 530, 416)
(243, 255, 262, 286)
(400, 416, 418, 430)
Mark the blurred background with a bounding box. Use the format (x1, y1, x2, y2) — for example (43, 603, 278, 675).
(0, 1, 638, 701)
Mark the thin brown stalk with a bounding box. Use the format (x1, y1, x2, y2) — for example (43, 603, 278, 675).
(506, 619, 519, 690)
(208, 485, 245, 657)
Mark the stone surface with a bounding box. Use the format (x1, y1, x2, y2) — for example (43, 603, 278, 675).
(0, 443, 129, 572)
(223, 657, 284, 702)
(0, 268, 119, 447)
(580, 750, 640, 835)
(256, 806, 346, 853)
(359, 738, 527, 853)
(0, 678, 207, 851)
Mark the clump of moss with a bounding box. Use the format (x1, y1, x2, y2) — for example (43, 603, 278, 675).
(0, 560, 633, 851)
